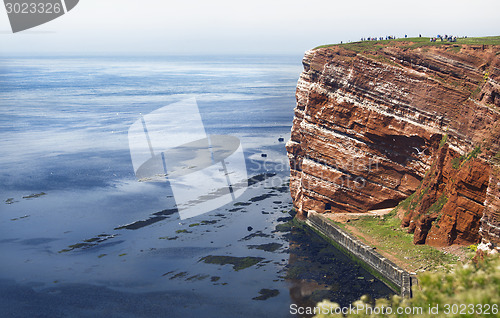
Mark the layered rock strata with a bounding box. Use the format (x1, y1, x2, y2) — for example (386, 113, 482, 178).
(287, 41, 500, 247)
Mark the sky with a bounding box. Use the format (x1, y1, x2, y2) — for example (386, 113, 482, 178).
(0, 0, 499, 55)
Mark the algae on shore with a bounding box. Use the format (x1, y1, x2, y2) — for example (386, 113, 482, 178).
(58, 234, 118, 253)
(199, 255, 265, 271)
(248, 243, 283, 252)
(252, 288, 280, 300)
(239, 231, 271, 241)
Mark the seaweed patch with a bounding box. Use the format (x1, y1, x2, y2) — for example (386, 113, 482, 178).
(199, 255, 265, 271)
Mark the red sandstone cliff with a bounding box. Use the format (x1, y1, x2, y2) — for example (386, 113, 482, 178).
(287, 39, 500, 248)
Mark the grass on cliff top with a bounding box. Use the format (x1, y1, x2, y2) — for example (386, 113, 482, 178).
(330, 210, 464, 273)
(314, 36, 500, 53)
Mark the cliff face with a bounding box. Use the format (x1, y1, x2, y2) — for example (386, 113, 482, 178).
(400, 145, 490, 246)
(287, 40, 500, 248)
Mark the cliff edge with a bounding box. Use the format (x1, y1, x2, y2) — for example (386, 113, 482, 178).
(286, 37, 500, 249)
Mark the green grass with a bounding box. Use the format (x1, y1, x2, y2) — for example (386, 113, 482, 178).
(427, 194, 448, 215)
(439, 134, 448, 148)
(427, 193, 448, 229)
(452, 145, 482, 169)
(396, 193, 415, 212)
(468, 145, 482, 160)
(458, 36, 500, 45)
(447, 45, 462, 53)
(314, 36, 500, 53)
(434, 214, 442, 226)
(451, 157, 462, 169)
(329, 213, 460, 272)
(397, 184, 430, 218)
(362, 53, 402, 68)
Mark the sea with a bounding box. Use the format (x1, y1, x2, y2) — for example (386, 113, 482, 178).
(0, 55, 393, 318)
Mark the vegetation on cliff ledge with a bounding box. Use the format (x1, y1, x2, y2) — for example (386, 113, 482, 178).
(451, 146, 482, 169)
(331, 211, 460, 273)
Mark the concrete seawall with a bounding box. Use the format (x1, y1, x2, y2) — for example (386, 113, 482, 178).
(305, 212, 412, 298)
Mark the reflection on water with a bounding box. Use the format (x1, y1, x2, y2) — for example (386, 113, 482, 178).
(286, 221, 395, 316)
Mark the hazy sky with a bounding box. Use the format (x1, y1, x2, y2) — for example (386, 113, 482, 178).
(0, 0, 499, 55)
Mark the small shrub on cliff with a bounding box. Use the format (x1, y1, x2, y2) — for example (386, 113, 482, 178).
(483, 71, 489, 82)
(451, 157, 462, 169)
(451, 146, 482, 169)
(493, 151, 500, 163)
(439, 134, 448, 148)
(447, 45, 462, 53)
(468, 146, 482, 160)
(313, 256, 500, 318)
(433, 214, 442, 228)
(396, 193, 415, 213)
(468, 244, 478, 252)
(427, 194, 448, 215)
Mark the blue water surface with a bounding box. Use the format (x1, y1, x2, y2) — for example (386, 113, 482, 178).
(0, 55, 393, 318)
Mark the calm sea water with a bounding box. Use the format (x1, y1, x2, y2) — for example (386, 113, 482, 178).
(0, 55, 392, 317)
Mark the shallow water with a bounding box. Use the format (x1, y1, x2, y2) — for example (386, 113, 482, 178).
(0, 55, 393, 317)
